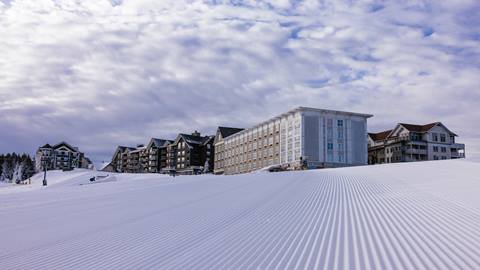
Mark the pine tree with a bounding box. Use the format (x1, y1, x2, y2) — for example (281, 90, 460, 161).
(0, 154, 4, 181)
(13, 162, 23, 183)
(0, 153, 35, 182)
(0, 161, 7, 181)
(22, 155, 35, 180)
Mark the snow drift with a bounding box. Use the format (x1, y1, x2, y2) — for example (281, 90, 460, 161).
(0, 159, 479, 269)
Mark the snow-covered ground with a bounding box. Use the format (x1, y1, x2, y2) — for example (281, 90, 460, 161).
(0, 159, 479, 269)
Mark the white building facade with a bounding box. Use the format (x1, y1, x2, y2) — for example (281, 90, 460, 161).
(368, 122, 466, 164)
(220, 107, 372, 175)
(35, 142, 90, 172)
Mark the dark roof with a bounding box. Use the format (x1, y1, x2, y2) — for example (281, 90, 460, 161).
(399, 122, 439, 133)
(147, 138, 171, 148)
(202, 135, 215, 145)
(161, 140, 174, 147)
(40, 143, 53, 149)
(218, 126, 244, 138)
(368, 130, 392, 141)
(53, 141, 78, 152)
(180, 134, 207, 145)
(117, 146, 136, 151)
(175, 134, 213, 148)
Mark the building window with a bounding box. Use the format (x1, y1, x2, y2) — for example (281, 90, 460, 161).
(440, 134, 446, 142)
(433, 146, 438, 152)
(441, 156, 447, 160)
(434, 155, 439, 160)
(327, 119, 333, 128)
(441, 147, 446, 153)
(338, 130, 343, 139)
(432, 133, 438, 142)
(327, 143, 333, 150)
(327, 128, 333, 139)
(337, 120, 343, 127)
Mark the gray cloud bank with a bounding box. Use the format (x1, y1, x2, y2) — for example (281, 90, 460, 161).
(1, 0, 479, 165)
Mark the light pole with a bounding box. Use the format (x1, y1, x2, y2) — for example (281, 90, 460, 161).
(42, 150, 50, 186)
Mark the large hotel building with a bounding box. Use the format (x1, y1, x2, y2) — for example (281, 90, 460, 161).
(214, 107, 373, 175)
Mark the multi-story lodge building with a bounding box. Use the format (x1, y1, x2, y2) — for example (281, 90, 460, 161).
(214, 107, 373, 175)
(145, 138, 174, 173)
(111, 139, 174, 174)
(165, 131, 215, 175)
(35, 142, 91, 172)
(214, 127, 245, 175)
(368, 122, 466, 164)
(126, 145, 145, 173)
(111, 146, 135, 173)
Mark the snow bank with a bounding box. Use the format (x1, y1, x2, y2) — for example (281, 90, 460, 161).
(0, 160, 479, 269)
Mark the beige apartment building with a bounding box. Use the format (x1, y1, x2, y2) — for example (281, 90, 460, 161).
(214, 107, 373, 175)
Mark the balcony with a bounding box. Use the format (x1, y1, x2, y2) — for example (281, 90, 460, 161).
(404, 148, 427, 155)
(450, 144, 466, 158)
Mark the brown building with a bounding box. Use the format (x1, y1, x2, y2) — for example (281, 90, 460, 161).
(145, 138, 174, 173)
(166, 131, 215, 175)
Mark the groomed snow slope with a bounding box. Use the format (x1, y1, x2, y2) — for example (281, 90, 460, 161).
(0, 160, 479, 270)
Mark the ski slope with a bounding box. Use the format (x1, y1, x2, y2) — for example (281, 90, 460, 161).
(0, 159, 479, 269)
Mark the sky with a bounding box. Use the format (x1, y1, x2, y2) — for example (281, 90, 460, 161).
(0, 0, 479, 166)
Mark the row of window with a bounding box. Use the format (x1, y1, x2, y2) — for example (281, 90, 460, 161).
(326, 119, 344, 127)
(224, 150, 279, 166)
(431, 133, 447, 143)
(432, 146, 447, 153)
(386, 146, 402, 153)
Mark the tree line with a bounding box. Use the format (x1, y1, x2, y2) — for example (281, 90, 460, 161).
(0, 153, 36, 183)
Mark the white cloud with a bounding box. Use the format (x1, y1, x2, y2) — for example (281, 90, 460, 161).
(0, 0, 479, 163)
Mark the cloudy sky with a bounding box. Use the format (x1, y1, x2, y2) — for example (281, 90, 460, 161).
(1, 0, 479, 165)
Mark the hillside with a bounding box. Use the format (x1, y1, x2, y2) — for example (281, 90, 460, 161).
(0, 159, 479, 269)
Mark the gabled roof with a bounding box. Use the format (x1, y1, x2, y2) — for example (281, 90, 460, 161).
(147, 138, 171, 149)
(100, 161, 113, 171)
(217, 127, 244, 138)
(398, 122, 457, 136)
(174, 133, 213, 148)
(53, 141, 79, 152)
(398, 122, 438, 133)
(116, 146, 136, 152)
(113, 146, 136, 159)
(40, 143, 53, 149)
(161, 140, 174, 147)
(202, 135, 215, 145)
(369, 122, 458, 142)
(368, 130, 393, 141)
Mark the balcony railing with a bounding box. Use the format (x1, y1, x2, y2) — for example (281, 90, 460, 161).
(404, 148, 427, 155)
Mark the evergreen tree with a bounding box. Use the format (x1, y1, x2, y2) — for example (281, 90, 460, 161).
(0, 154, 4, 181)
(13, 162, 23, 183)
(0, 161, 7, 181)
(22, 155, 35, 180)
(0, 153, 35, 183)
